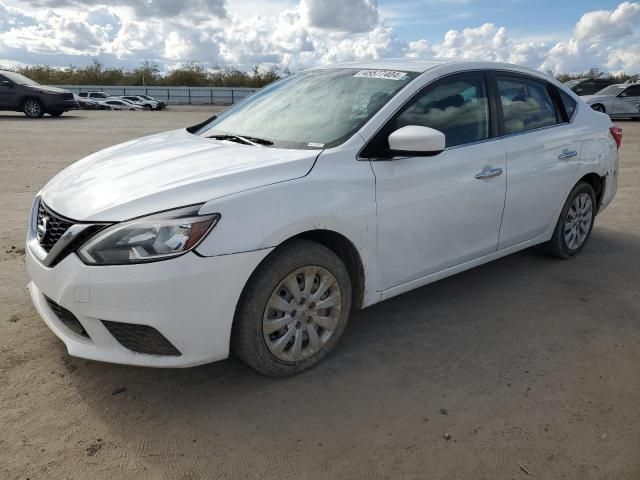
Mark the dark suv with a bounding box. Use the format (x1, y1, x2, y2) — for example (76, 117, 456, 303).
(0, 70, 78, 118)
(564, 78, 616, 96)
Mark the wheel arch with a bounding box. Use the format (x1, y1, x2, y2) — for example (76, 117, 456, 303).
(237, 229, 367, 312)
(289, 230, 366, 310)
(577, 172, 605, 212)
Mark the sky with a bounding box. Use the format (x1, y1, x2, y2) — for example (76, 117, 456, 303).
(0, 0, 639, 74)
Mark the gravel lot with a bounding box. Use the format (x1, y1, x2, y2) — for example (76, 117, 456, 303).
(1, 107, 639, 480)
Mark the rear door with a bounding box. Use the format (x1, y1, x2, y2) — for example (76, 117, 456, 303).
(495, 73, 580, 249)
(613, 85, 640, 117)
(366, 72, 507, 290)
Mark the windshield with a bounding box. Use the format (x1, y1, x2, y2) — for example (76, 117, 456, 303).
(195, 68, 419, 149)
(2, 72, 39, 86)
(595, 85, 624, 96)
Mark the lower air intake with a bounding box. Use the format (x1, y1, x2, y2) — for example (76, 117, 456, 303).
(44, 296, 90, 339)
(102, 321, 181, 356)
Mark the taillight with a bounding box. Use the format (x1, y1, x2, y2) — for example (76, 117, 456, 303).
(610, 126, 622, 150)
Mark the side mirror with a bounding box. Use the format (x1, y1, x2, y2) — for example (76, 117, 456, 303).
(1, 80, 12, 88)
(575, 88, 584, 95)
(388, 125, 445, 157)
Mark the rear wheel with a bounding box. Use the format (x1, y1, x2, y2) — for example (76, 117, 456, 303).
(544, 182, 596, 259)
(23, 98, 44, 118)
(232, 239, 352, 376)
(591, 104, 606, 113)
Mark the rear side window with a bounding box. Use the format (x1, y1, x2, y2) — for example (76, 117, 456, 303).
(497, 75, 560, 134)
(393, 74, 490, 147)
(558, 89, 577, 119)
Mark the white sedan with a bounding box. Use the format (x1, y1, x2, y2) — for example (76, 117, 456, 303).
(583, 82, 640, 118)
(26, 59, 620, 376)
(98, 99, 145, 111)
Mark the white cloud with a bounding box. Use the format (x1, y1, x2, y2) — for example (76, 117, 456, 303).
(301, 0, 379, 33)
(575, 1, 640, 42)
(1, 0, 639, 75)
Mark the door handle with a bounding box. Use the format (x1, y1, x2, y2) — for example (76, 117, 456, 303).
(558, 150, 578, 160)
(475, 167, 503, 180)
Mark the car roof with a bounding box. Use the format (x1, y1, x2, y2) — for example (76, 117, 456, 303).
(311, 58, 552, 77)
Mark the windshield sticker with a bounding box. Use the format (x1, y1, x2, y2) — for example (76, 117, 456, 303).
(307, 142, 325, 148)
(353, 70, 408, 81)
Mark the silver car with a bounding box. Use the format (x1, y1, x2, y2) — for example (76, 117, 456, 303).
(583, 83, 640, 118)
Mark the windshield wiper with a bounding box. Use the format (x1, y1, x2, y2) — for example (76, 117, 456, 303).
(207, 133, 273, 146)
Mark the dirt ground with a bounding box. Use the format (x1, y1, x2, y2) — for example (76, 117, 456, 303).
(1, 107, 639, 480)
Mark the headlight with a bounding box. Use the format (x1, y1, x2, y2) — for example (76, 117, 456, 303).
(77, 206, 220, 265)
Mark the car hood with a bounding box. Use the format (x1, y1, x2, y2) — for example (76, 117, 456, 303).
(582, 94, 615, 103)
(33, 85, 72, 94)
(41, 129, 319, 222)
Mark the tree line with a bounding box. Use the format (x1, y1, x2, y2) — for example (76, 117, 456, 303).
(3, 60, 639, 87)
(553, 67, 639, 83)
(5, 60, 287, 88)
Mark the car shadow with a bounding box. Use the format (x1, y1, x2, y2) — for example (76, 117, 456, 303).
(0, 114, 85, 121)
(53, 226, 637, 437)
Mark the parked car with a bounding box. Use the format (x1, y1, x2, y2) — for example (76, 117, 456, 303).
(120, 95, 159, 110)
(0, 70, 78, 118)
(74, 94, 104, 110)
(563, 77, 616, 96)
(99, 99, 144, 111)
(26, 59, 620, 376)
(583, 82, 640, 118)
(79, 91, 115, 101)
(138, 94, 166, 109)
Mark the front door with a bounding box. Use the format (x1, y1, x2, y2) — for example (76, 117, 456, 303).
(365, 73, 507, 290)
(0, 75, 18, 109)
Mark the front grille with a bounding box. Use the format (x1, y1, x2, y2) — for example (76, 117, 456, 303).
(102, 321, 181, 356)
(37, 202, 74, 252)
(44, 296, 90, 339)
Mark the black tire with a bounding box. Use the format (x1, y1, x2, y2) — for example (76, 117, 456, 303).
(23, 98, 44, 118)
(48, 110, 64, 117)
(544, 182, 597, 259)
(591, 104, 606, 113)
(232, 239, 352, 377)
(144, 105, 151, 110)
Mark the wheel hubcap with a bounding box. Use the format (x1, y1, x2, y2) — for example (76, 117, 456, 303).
(25, 101, 40, 116)
(263, 266, 342, 362)
(564, 193, 593, 250)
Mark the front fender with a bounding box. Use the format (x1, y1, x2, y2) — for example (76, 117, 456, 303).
(195, 144, 381, 307)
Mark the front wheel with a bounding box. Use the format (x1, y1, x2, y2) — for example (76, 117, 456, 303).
(544, 182, 596, 259)
(23, 98, 44, 118)
(232, 239, 352, 376)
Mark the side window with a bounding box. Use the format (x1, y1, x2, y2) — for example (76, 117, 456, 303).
(79, 92, 87, 97)
(558, 89, 577, 119)
(497, 75, 560, 134)
(392, 74, 490, 148)
(621, 85, 640, 97)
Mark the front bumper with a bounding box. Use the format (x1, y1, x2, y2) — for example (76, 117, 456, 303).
(27, 245, 271, 367)
(44, 99, 79, 111)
